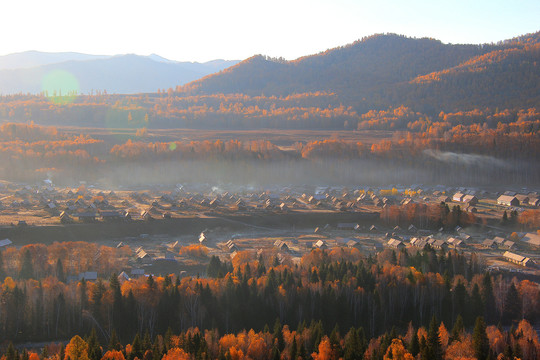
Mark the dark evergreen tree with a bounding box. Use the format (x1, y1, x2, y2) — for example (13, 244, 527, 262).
(289, 336, 297, 360)
(163, 274, 172, 289)
(270, 346, 280, 360)
(510, 210, 518, 224)
(87, 328, 102, 360)
(19, 249, 34, 279)
(91, 279, 106, 325)
(273, 318, 284, 352)
(143, 331, 152, 352)
(108, 329, 121, 351)
(298, 341, 307, 360)
(408, 332, 420, 357)
(310, 268, 319, 283)
(513, 342, 523, 360)
(502, 211, 508, 224)
(451, 314, 464, 341)
(453, 280, 468, 325)
(502, 283, 521, 325)
(6, 342, 16, 360)
(79, 278, 88, 310)
(481, 272, 496, 324)
(503, 344, 513, 359)
(329, 324, 342, 359)
(472, 316, 489, 360)
(427, 315, 443, 360)
(207, 256, 224, 278)
(123, 290, 137, 341)
(344, 327, 366, 360)
(41, 345, 49, 359)
(164, 327, 173, 351)
(130, 333, 143, 360)
(471, 284, 484, 321)
(419, 336, 429, 360)
(56, 258, 66, 283)
(152, 336, 163, 360)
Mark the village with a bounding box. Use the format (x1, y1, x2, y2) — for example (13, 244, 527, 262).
(0, 180, 539, 282)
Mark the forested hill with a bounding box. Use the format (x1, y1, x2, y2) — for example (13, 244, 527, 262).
(179, 32, 540, 113)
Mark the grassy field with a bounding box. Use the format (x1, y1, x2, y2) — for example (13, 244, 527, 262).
(57, 126, 394, 146)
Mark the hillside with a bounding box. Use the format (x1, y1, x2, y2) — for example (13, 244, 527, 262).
(180, 32, 540, 112)
(0, 53, 239, 95)
(401, 42, 540, 110)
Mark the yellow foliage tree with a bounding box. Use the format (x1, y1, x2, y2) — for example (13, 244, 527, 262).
(102, 350, 126, 360)
(65, 335, 89, 360)
(312, 336, 334, 360)
(161, 348, 190, 360)
(383, 339, 414, 360)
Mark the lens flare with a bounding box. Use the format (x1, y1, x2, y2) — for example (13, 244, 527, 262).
(169, 142, 177, 151)
(41, 70, 79, 104)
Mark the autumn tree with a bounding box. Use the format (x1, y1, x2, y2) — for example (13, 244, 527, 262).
(65, 335, 89, 360)
(383, 339, 414, 360)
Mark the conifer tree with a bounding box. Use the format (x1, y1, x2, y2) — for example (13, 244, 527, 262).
(408, 331, 420, 357)
(482, 273, 496, 323)
(427, 315, 443, 360)
(273, 318, 284, 352)
(130, 333, 143, 360)
(451, 314, 465, 341)
(502, 283, 521, 325)
(344, 328, 363, 360)
(87, 328, 101, 360)
(19, 249, 34, 279)
(108, 329, 121, 351)
(290, 337, 297, 360)
(6, 342, 16, 360)
(56, 258, 66, 282)
(472, 316, 489, 360)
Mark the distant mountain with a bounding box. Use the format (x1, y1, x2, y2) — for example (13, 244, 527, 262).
(0, 52, 240, 95)
(0, 51, 109, 70)
(180, 32, 540, 112)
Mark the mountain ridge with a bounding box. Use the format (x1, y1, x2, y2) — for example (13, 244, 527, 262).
(179, 32, 540, 112)
(0, 51, 240, 95)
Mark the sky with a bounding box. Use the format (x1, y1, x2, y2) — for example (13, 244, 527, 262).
(1, 0, 539, 62)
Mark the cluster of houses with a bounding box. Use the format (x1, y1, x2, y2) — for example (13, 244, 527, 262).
(482, 232, 540, 250)
(450, 192, 479, 212)
(496, 191, 540, 207)
(1, 181, 538, 227)
(385, 235, 468, 252)
(482, 236, 516, 250)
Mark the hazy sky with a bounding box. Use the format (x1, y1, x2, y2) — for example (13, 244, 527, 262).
(2, 0, 539, 62)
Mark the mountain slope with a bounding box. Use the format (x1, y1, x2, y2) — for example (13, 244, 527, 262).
(182, 34, 494, 95)
(401, 42, 540, 110)
(180, 32, 540, 112)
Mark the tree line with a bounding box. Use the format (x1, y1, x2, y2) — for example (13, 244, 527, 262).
(0, 242, 538, 350)
(1, 314, 539, 360)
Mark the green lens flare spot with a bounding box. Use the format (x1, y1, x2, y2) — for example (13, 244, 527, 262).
(41, 70, 79, 104)
(169, 142, 177, 151)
